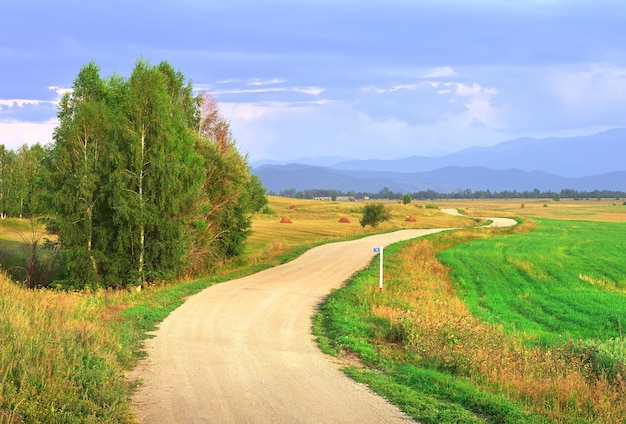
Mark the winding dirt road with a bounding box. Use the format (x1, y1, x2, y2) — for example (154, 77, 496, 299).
(130, 214, 516, 423)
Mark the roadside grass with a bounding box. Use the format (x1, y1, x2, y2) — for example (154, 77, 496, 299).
(313, 217, 626, 423)
(0, 274, 134, 422)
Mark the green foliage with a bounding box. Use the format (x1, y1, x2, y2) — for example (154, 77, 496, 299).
(261, 205, 276, 215)
(190, 95, 265, 271)
(425, 202, 439, 209)
(0, 144, 46, 218)
(567, 338, 626, 381)
(45, 60, 266, 288)
(359, 202, 391, 227)
(247, 174, 269, 213)
(402, 193, 412, 205)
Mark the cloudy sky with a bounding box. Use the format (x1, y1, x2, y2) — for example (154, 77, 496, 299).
(2, 0, 626, 162)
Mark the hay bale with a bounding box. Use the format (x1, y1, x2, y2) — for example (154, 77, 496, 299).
(289, 204, 298, 209)
(338, 216, 351, 223)
(280, 216, 293, 224)
(405, 216, 417, 222)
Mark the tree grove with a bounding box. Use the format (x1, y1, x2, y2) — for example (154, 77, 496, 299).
(45, 60, 265, 288)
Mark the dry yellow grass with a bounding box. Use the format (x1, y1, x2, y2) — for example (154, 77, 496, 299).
(0, 218, 50, 244)
(448, 198, 626, 222)
(246, 196, 480, 263)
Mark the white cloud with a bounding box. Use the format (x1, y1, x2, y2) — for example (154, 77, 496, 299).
(48, 86, 71, 98)
(0, 86, 69, 110)
(361, 83, 421, 93)
(212, 85, 324, 96)
(293, 86, 325, 95)
(550, 65, 626, 109)
(214, 87, 288, 95)
(0, 119, 57, 149)
(221, 100, 327, 159)
(216, 78, 242, 84)
(0, 99, 45, 107)
(443, 82, 498, 98)
(220, 92, 507, 161)
(248, 78, 286, 86)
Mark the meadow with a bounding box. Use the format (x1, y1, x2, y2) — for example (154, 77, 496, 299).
(0, 197, 625, 422)
(439, 218, 626, 342)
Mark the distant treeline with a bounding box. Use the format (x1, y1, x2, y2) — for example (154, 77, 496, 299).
(272, 187, 626, 200)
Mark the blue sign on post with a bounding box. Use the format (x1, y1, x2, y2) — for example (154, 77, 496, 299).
(373, 246, 383, 290)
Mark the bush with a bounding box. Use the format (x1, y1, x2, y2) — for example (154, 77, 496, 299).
(359, 203, 391, 228)
(261, 205, 275, 215)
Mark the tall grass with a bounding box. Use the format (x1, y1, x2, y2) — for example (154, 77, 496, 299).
(0, 273, 134, 423)
(315, 219, 626, 423)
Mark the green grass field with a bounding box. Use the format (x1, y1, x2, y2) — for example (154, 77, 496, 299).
(439, 218, 626, 342)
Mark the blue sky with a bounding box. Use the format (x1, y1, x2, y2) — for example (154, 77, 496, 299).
(2, 0, 626, 161)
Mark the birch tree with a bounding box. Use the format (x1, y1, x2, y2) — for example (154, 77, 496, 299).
(49, 62, 110, 286)
(110, 60, 202, 284)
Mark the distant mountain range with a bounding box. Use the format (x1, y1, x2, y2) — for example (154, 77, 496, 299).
(252, 129, 626, 193)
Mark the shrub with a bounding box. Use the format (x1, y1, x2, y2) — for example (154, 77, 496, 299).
(261, 205, 275, 215)
(359, 203, 391, 228)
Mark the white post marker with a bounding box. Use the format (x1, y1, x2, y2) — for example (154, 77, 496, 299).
(373, 246, 383, 290)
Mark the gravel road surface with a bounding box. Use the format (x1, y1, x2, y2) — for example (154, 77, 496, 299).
(131, 215, 513, 423)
